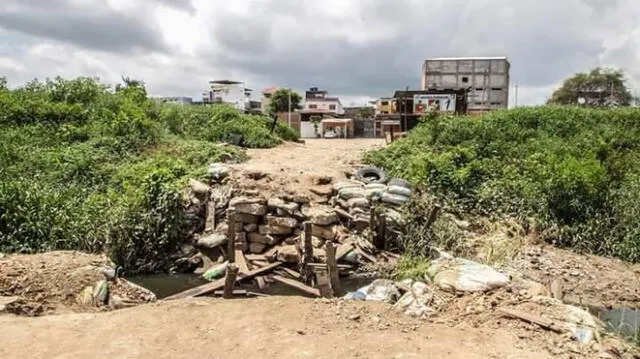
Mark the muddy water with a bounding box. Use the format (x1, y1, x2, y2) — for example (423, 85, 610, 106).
(596, 307, 640, 338)
(128, 272, 377, 300)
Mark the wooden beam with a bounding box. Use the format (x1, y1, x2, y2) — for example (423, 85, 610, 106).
(224, 264, 239, 299)
(374, 212, 386, 250)
(227, 209, 236, 263)
(325, 241, 343, 296)
(245, 254, 267, 261)
(497, 308, 564, 333)
(271, 275, 320, 297)
(355, 247, 377, 263)
(255, 276, 267, 291)
(315, 269, 332, 298)
(165, 261, 282, 300)
(278, 267, 303, 280)
(205, 199, 216, 232)
(302, 221, 314, 283)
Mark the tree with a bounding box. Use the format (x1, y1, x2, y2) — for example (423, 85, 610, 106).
(267, 89, 302, 114)
(548, 67, 633, 107)
(356, 106, 375, 119)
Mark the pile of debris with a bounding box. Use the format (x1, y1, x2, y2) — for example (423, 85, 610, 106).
(166, 166, 406, 300)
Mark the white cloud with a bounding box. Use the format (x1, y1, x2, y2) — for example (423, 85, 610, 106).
(0, 0, 639, 106)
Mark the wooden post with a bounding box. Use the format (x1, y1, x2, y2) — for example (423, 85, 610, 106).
(315, 269, 332, 298)
(325, 241, 343, 296)
(374, 211, 386, 250)
(223, 264, 239, 299)
(425, 205, 441, 229)
(302, 222, 314, 283)
(369, 208, 377, 244)
(227, 209, 236, 263)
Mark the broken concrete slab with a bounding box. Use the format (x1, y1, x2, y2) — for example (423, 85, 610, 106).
(233, 203, 268, 216)
(188, 179, 211, 200)
(283, 194, 310, 204)
(230, 196, 267, 206)
(235, 213, 260, 224)
(249, 242, 267, 254)
(244, 223, 258, 232)
(268, 198, 299, 214)
(305, 208, 339, 226)
(265, 215, 299, 229)
(259, 224, 293, 235)
(312, 225, 336, 241)
(196, 233, 227, 249)
(248, 232, 277, 245)
(276, 245, 301, 263)
(0, 296, 20, 312)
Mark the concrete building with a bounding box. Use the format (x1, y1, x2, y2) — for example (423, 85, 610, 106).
(207, 80, 249, 112)
(302, 87, 345, 115)
(421, 57, 510, 114)
(153, 96, 193, 105)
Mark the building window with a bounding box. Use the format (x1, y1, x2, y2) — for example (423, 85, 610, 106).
(329, 104, 336, 110)
(475, 88, 485, 91)
(491, 87, 502, 91)
(474, 102, 485, 106)
(462, 76, 469, 83)
(490, 102, 502, 106)
(381, 101, 389, 106)
(309, 104, 317, 109)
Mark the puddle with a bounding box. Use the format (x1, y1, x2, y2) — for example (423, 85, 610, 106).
(594, 307, 640, 338)
(127, 273, 209, 299)
(127, 272, 378, 300)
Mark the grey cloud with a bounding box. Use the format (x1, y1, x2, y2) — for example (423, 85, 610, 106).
(151, 0, 196, 15)
(0, 0, 168, 53)
(203, 0, 621, 98)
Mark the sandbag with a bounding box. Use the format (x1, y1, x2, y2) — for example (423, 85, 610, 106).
(381, 192, 409, 205)
(339, 187, 366, 200)
(333, 181, 363, 192)
(364, 183, 387, 190)
(427, 258, 509, 292)
(387, 185, 412, 197)
(348, 197, 370, 209)
(364, 188, 385, 200)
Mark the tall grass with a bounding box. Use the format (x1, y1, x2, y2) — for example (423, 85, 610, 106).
(365, 106, 640, 262)
(0, 76, 296, 272)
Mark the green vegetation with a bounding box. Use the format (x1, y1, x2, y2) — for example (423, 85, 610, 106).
(365, 106, 640, 262)
(267, 88, 302, 115)
(548, 67, 635, 107)
(0, 76, 296, 272)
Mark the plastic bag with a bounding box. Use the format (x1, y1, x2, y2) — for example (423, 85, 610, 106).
(207, 163, 231, 180)
(343, 279, 400, 303)
(394, 281, 436, 317)
(427, 258, 509, 292)
(202, 261, 229, 281)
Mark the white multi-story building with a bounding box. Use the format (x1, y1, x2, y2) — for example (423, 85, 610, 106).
(208, 80, 251, 112)
(302, 87, 345, 115)
(421, 57, 510, 114)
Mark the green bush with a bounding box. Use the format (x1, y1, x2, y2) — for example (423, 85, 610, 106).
(364, 106, 640, 262)
(0, 77, 260, 273)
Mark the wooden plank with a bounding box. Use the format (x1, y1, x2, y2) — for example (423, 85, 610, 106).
(249, 260, 270, 267)
(278, 267, 303, 280)
(227, 209, 236, 263)
(165, 261, 282, 300)
(205, 200, 216, 232)
(302, 222, 314, 283)
(325, 241, 343, 296)
(245, 254, 267, 261)
(255, 276, 267, 291)
(335, 243, 355, 261)
(224, 264, 239, 298)
(306, 263, 353, 270)
(497, 308, 564, 333)
(355, 247, 377, 263)
(235, 250, 249, 274)
(271, 275, 320, 297)
(315, 269, 332, 298)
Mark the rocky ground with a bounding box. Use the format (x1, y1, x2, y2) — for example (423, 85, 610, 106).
(1, 139, 640, 358)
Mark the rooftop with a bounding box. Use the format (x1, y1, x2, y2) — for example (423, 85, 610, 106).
(425, 56, 508, 61)
(209, 80, 244, 85)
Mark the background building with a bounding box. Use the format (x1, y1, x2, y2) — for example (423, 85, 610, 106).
(208, 80, 248, 112)
(421, 57, 510, 114)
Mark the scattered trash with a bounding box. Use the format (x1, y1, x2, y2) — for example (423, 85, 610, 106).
(394, 280, 437, 318)
(202, 261, 229, 281)
(207, 163, 231, 181)
(427, 256, 510, 292)
(343, 279, 400, 303)
(92, 280, 109, 305)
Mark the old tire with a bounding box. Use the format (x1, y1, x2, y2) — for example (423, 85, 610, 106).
(355, 167, 388, 184)
(388, 178, 412, 189)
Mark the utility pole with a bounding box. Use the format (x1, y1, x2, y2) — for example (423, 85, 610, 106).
(610, 82, 614, 107)
(514, 84, 518, 108)
(287, 88, 292, 127)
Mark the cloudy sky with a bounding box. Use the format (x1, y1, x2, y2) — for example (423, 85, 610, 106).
(0, 0, 639, 106)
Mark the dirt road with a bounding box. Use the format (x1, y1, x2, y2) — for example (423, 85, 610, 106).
(0, 297, 549, 359)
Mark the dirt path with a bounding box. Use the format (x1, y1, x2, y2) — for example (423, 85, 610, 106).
(0, 297, 549, 359)
(230, 139, 384, 198)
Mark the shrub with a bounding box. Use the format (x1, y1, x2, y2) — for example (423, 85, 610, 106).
(365, 106, 640, 262)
